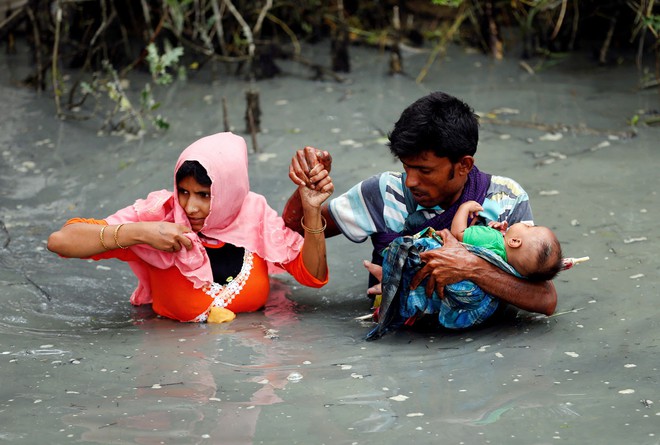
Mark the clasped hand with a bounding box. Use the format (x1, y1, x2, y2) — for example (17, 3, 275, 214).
(289, 146, 334, 207)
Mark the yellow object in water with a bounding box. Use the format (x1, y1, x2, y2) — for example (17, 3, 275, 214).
(208, 307, 236, 323)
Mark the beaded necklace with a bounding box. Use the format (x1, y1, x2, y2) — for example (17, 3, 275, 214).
(194, 249, 254, 322)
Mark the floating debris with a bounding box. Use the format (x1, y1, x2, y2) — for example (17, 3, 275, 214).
(624, 364, 637, 368)
(629, 274, 644, 279)
(539, 190, 560, 196)
(564, 352, 579, 358)
(624, 237, 647, 244)
(539, 133, 563, 141)
(619, 389, 635, 395)
(35, 139, 52, 147)
(287, 372, 303, 382)
(590, 140, 611, 151)
(256, 153, 277, 162)
(354, 313, 374, 321)
(491, 107, 520, 115)
(548, 151, 567, 159)
(562, 257, 589, 270)
(350, 373, 364, 379)
(406, 412, 424, 417)
(263, 329, 279, 339)
(389, 394, 409, 402)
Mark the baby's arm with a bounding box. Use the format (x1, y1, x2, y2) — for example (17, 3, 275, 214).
(451, 201, 483, 242)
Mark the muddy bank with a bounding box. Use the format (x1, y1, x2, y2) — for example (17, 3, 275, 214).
(1, 41, 659, 444)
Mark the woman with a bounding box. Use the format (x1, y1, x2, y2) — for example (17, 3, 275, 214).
(47, 132, 333, 323)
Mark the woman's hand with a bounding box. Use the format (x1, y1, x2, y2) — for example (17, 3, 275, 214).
(138, 221, 194, 253)
(298, 163, 334, 209)
(293, 147, 334, 209)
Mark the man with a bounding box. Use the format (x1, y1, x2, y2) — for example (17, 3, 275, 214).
(283, 91, 556, 322)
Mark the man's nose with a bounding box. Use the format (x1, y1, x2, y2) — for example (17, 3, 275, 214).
(405, 172, 419, 188)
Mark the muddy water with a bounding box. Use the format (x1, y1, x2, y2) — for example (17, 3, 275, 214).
(1, 40, 659, 444)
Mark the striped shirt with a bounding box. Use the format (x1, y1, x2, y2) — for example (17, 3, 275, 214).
(328, 171, 534, 243)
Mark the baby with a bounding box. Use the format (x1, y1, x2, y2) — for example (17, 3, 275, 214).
(451, 200, 563, 281)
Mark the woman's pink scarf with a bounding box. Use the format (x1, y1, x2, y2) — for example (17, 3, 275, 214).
(105, 132, 304, 305)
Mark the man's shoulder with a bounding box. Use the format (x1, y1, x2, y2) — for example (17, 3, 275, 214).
(486, 175, 528, 198)
(358, 171, 403, 195)
(368, 171, 402, 183)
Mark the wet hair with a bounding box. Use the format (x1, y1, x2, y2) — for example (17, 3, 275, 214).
(526, 231, 563, 282)
(175, 160, 212, 186)
(387, 91, 480, 163)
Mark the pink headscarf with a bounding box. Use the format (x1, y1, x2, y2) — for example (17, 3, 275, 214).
(105, 132, 304, 305)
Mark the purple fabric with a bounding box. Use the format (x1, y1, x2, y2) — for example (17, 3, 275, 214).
(371, 166, 491, 257)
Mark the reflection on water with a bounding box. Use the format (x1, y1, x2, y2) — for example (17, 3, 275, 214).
(55, 280, 311, 444)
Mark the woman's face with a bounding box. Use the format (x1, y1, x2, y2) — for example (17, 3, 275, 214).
(177, 176, 211, 232)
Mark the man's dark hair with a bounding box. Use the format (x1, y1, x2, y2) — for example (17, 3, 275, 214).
(387, 91, 480, 163)
(175, 160, 212, 186)
(527, 235, 563, 282)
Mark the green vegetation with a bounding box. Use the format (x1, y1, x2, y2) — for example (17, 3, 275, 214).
(1, 0, 658, 134)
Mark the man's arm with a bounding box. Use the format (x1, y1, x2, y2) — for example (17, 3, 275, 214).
(411, 229, 557, 316)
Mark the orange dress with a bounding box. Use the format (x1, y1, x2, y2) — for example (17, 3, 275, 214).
(66, 218, 327, 322)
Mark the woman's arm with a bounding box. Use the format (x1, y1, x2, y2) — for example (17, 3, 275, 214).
(411, 229, 557, 315)
(47, 220, 194, 258)
(293, 153, 335, 281)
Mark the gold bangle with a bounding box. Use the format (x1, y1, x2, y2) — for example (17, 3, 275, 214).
(113, 223, 128, 249)
(99, 225, 109, 250)
(300, 215, 326, 234)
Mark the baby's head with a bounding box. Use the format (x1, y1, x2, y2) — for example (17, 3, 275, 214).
(504, 223, 563, 281)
